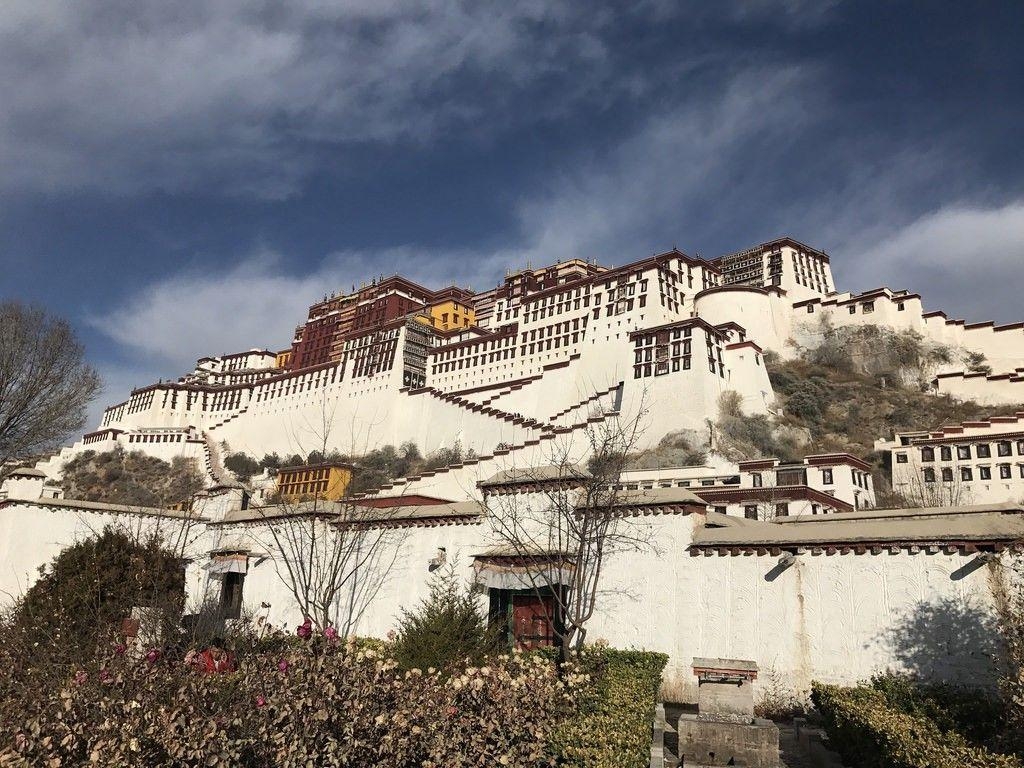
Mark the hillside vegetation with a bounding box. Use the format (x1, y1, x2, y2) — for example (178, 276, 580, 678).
(717, 325, 1024, 479)
(224, 440, 477, 495)
(60, 447, 203, 507)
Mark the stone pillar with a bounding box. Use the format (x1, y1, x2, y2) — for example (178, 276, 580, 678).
(692, 657, 758, 721)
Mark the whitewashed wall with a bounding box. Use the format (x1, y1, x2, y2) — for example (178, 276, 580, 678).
(0, 496, 1010, 706)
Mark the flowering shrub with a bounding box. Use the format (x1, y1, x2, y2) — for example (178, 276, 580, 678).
(0, 636, 577, 767)
(812, 682, 1021, 768)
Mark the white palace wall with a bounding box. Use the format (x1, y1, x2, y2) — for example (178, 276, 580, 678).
(0, 501, 197, 606)
(934, 371, 1024, 406)
(189, 502, 1006, 703)
(0, 479, 1012, 706)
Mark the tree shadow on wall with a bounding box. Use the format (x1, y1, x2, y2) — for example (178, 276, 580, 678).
(880, 596, 1004, 687)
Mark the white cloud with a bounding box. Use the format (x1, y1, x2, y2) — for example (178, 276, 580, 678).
(837, 201, 1024, 323)
(90, 250, 358, 366)
(88, 245, 509, 373)
(0, 0, 617, 198)
(89, 64, 816, 377)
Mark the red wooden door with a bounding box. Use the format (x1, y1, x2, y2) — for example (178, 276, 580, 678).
(511, 594, 555, 649)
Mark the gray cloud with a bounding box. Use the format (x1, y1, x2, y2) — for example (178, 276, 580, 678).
(88, 64, 819, 372)
(86, 46, 1024, 384)
(837, 201, 1024, 324)
(0, 0, 616, 198)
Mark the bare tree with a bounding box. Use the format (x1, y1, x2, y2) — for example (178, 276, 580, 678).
(246, 396, 406, 634)
(892, 462, 969, 508)
(0, 302, 101, 468)
(482, 390, 653, 654)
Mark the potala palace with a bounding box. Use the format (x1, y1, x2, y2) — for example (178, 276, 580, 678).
(4, 236, 1024, 701)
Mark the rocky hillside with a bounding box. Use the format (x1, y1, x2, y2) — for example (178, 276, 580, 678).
(716, 326, 1024, 486)
(60, 448, 203, 508)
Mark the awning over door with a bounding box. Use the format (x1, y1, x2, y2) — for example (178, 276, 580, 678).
(204, 554, 248, 574)
(472, 548, 574, 590)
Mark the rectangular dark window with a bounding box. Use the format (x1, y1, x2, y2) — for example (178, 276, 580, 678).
(923, 467, 936, 483)
(896, 453, 909, 464)
(941, 446, 952, 461)
(821, 468, 834, 484)
(979, 466, 991, 480)
(920, 447, 934, 462)
(752, 473, 762, 487)
(977, 444, 991, 458)
(775, 503, 789, 518)
(961, 467, 973, 482)
(957, 445, 972, 460)
(1000, 464, 1012, 479)
(999, 441, 1012, 457)
(744, 505, 758, 520)
(942, 467, 954, 482)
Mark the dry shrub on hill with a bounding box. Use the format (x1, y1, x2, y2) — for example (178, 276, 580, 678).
(60, 447, 203, 507)
(627, 429, 708, 469)
(715, 328, 1024, 489)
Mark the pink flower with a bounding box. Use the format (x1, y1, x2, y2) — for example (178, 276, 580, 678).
(297, 616, 313, 638)
(73, 670, 88, 685)
(255, 694, 267, 708)
(323, 626, 338, 641)
(277, 658, 290, 673)
(98, 668, 112, 684)
(145, 648, 161, 664)
(113, 643, 127, 656)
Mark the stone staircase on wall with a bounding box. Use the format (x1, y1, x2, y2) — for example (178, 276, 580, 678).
(407, 386, 558, 441)
(547, 383, 624, 426)
(201, 431, 234, 486)
(206, 405, 250, 433)
(363, 383, 627, 498)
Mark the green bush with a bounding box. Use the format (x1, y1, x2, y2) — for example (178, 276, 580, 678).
(553, 647, 668, 768)
(391, 565, 499, 672)
(812, 682, 1020, 768)
(224, 451, 262, 481)
(869, 672, 1006, 745)
(1, 527, 184, 676)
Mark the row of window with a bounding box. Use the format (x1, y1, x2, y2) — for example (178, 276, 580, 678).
(280, 467, 332, 482)
(898, 441, 1024, 464)
(922, 464, 1023, 482)
(253, 368, 337, 402)
(127, 433, 184, 444)
(634, 325, 696, 347)
(750, 468, 835, 486)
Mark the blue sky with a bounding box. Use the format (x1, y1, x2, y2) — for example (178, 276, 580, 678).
(1, 1, 1022, 426)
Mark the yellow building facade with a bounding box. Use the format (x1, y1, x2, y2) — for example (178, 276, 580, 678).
(415, 300, 476, 332)
(276, 462, 353, 501)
